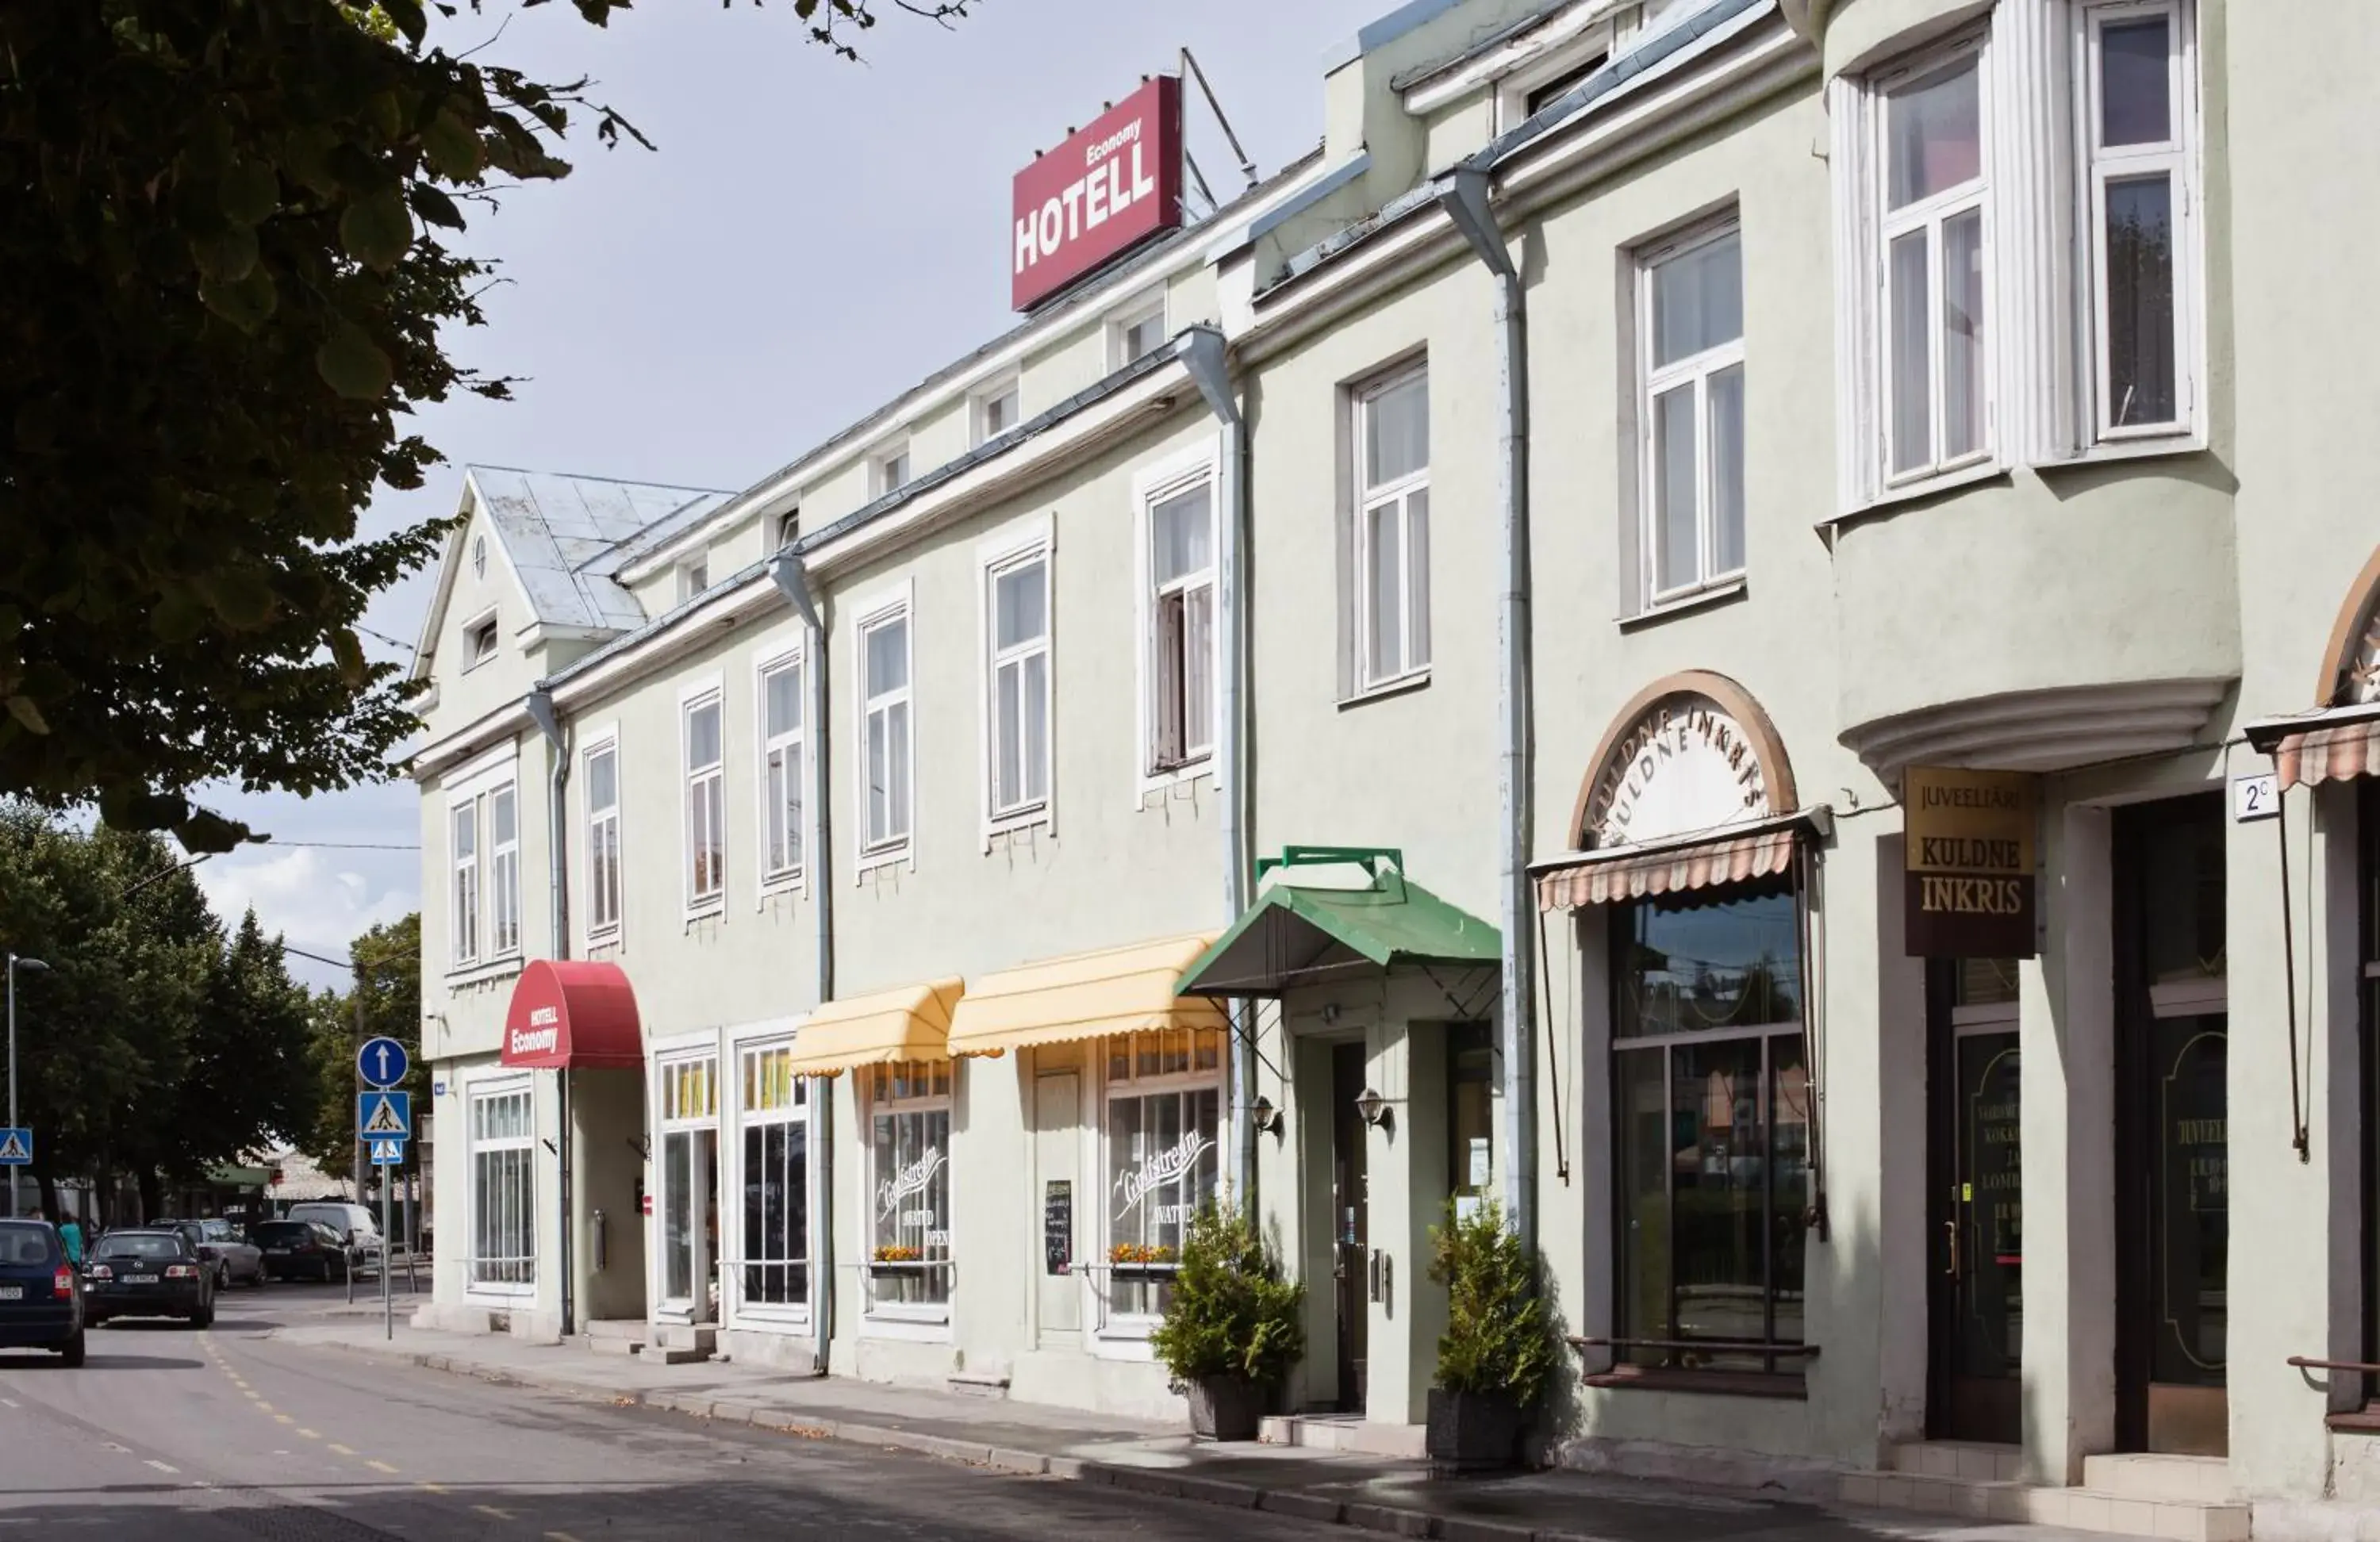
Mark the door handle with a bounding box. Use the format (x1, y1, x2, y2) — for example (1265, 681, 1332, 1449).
(1944, 1218, 1960, 1279)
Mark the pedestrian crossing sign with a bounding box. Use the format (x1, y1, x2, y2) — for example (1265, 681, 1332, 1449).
(370, 1138, 405, 1166)
(356, 1091, 412, 1140)
(0, 1128, 29, 1166)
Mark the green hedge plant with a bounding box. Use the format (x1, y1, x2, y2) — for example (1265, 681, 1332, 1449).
(1427, 1200, 1553, 1409)
(1152, 1200, 1306, 1387)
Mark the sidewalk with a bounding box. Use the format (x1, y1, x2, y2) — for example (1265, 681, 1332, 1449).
(271, 1315, 2120, 1542)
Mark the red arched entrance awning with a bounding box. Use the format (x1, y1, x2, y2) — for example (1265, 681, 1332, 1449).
(502, 960, 643, 1070)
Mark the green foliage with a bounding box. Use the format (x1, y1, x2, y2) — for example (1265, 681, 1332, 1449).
(0, 803, 325, 1201)
(298, 911, 424, 1172)
(1150, 1200, 1306, 1387)
(1427, 1201, 1554, 1408)
(0, 0, 969, 850)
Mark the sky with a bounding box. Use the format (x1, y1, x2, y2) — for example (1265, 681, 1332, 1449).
(196, 0, 1394, 988)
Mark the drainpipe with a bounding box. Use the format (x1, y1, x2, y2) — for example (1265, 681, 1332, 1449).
(525, 688, 576, 1337)
(1178, 326, 1256, 1206)
(1435, 166, 1536, 1252)
(770, 550, 835, 1377)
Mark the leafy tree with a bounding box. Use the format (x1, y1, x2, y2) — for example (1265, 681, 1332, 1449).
(0, 0, 969, 851)
(299, 912, 424, 1174)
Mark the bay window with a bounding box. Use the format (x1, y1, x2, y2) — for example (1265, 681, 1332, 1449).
(739, 1044, 808, 1310)
(1880, 44, 1990, 481)
(2082, 0, 2193, 438)
(1612, 880, 1810, 1373)
(866, 1060, 950, 1312)
(685, 692, 724, 907)
(1104, 1028, 1223, 1321)
(988, 550, 1051, 821)
(1355, 365, 1430, 687)
(860, 607, 913, 854)
(760, 655, 804, 884)
(469, 1084, 535, 1290)
(1639, 221, 1745, 601)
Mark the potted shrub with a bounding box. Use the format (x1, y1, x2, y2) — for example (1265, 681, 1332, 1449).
(1425, 1200, 1553, 1473)
(1150, 1200, 1304, 1440)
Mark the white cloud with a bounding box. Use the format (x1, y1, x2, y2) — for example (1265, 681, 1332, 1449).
(196, 846, 418, 988)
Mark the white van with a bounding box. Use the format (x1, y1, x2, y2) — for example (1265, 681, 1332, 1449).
(285, 1203, 385, 1272)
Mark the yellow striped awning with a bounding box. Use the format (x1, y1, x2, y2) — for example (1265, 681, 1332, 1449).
(785, 976, 966, 1077)
(946, 934, 1225, 1058)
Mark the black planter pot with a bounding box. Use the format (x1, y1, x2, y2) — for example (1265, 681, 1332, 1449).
(1184, 1374, 1268, 1441)
(1426, 1387, 1526, 1472)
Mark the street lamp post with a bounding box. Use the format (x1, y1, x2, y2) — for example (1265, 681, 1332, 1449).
(6, 954, 51, 1218)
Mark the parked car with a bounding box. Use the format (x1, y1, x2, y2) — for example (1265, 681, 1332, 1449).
(85, 1229, 214, 1328)
(252, 1219, 353, 1282)
(0, 1219, 84, 1365)
(155, 1218, 266, 1290)
(284, 1203, 384, 1274)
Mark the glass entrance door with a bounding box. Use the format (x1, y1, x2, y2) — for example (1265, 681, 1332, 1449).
(2116, 795, 2227, 1456)
(1330, 1040, 1370, 1414)
(662, 1126, 718, 1321)
(1929, 957, 2022, 1443)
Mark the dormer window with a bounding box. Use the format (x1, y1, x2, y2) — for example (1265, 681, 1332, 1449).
(678, 556, 709, 605)
(776, 511, 800, 550)
(1111, 297, 1167, 369)
(875, 444, 912, 498)
(463, 613, 499, 672)
(1525, 54, 1605, 115)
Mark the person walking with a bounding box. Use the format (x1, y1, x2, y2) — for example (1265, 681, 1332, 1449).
(57, 1212, 83, 1268)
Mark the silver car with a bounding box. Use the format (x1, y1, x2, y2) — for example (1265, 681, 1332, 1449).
(159, 1218, 266, 1289)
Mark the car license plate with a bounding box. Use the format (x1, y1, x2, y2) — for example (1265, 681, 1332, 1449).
(124, 1274, 158, 1285)
(0, 1286, 20, 1300)
(266, 1247, 289, 1255)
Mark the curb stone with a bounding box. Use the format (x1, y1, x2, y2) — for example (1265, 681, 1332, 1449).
(292, 1333, 1557, 1541)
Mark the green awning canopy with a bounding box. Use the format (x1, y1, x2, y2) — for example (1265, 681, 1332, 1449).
(1177, 847, 1501, 999)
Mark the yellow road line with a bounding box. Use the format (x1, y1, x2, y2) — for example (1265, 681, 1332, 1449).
(297, 1429, 320, 1440)
(472, 1504, 516, 1521)
(328, 1444, 355, 1456)
(547, 1533, 587, 1542)
(417, 1482, 447, 1494)
(273, 1414, 294, 1425)
(365, 1460, 398, 1475)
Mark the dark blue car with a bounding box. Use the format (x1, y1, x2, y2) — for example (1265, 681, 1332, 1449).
(0, 1218, 85, 1365)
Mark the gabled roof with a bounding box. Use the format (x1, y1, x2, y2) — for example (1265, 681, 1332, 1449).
(468, 466, 735, 631)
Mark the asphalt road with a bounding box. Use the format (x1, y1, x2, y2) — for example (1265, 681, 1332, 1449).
(0, 1280, 1343, 1540)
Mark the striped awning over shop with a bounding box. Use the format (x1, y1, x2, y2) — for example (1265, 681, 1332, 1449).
(1531, 810, 1825, 911)
(946, 934, 1224, 1058)
(2272, 715, 2380, 789)
(785, 976, 967, 1076)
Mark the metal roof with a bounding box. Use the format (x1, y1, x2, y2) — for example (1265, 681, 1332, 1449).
(466, 466, 735, 632)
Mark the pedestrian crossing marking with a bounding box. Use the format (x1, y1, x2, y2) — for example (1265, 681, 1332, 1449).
(360, 1096, 408, 1137)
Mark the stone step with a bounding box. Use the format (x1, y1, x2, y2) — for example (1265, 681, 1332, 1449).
(585, 1336, 642, 1357)
(648, 1322, 716, 1354)
(2081, 1453, 2236, 1505)
(1888, 1440, 2023, 1483)
(1841, 1470, 2249, 1541)
(650, 1344, 713, 1365)
(1257, 1414, 1427, 1460)
(583, 1318, 646, 1344)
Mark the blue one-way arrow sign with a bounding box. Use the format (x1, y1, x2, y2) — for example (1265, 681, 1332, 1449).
(369, 1138, 405, 1166)
(0, 1129, 29, 1166)
(357, 1091, 412, 1140)
(357, 1036, 409, 1090)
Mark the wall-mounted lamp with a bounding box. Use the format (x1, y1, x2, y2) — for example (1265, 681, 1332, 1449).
(1319, 1003, 1342, 1026)
(1354, 1087, 1395, 1132)
(1250, 1096, 1283, 1137)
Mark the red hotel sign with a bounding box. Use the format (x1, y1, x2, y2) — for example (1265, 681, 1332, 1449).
(1012, 76, 1182, 312)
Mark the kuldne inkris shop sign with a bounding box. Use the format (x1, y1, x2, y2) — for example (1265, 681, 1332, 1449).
(1903, 765, 2040, 959)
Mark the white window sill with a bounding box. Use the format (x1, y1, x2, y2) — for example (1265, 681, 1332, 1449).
(682, 901, 726, 929)
(1824, 458, 2010, 528)
(727, 1305, 812, 1329)
(983, 805, 1052, 846)
(1137, 759, 1214, 804)
(464, 1283, 537, 1303)
(861, 1308, 952, 1341)
(1338, 669, 1431, 711)
(585, 930, 624, 955)
(443, 955, 524, 989)
(854, 842, 912, 879)
(2033, 432, 2209, 474)
(757, 872, 804, 903)
(1622, 576, 1746, 631)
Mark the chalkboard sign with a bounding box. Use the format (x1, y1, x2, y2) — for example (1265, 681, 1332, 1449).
(1043, 1180, 1073, 1275)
